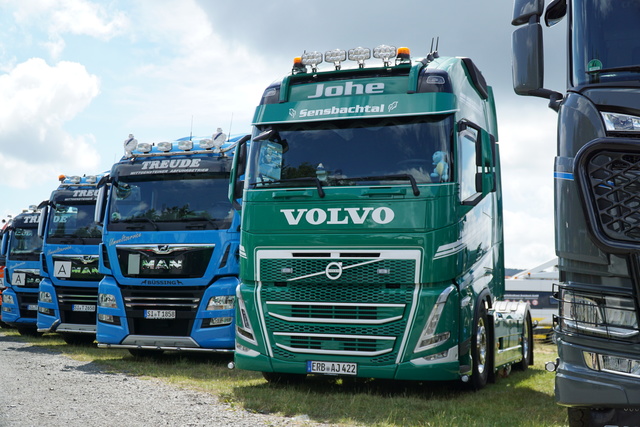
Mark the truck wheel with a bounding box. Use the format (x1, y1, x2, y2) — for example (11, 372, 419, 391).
(470, 304, 491, 390)
(128, 349, 164, 359)
(567, 407, 589, 427)
(514, 311, 533, 371)
(62, 333, 95, 345)
(262, 371, 306, 384)
(17, 327, 42, 337)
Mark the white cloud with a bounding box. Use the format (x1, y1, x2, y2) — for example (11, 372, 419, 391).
(7, 0, 129, 57)
(0, 58, 101, 187)
(111, 0, 272, 136)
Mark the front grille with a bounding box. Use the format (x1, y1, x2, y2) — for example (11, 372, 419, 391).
(120, 286, 204, 336)
(56, 286, 98, 325)
(575, 139, 640, 249)
(52, 256, 102, 282)
(261, 258, 415, 284)
(117, 244, 214, 279)
(16, 293, 38, 319)
(262, 281, 413, 363)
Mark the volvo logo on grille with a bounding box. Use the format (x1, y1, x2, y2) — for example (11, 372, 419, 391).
(325, 262, 343, 280)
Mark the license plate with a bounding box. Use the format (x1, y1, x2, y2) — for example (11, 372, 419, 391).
(26, 304, 38, 311)
(307, 361, 357, 376)
(72, 304, 96, 312)
(144, 310, 176, 319)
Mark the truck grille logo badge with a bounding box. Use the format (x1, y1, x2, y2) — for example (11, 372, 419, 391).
(325, 262, 343, 280)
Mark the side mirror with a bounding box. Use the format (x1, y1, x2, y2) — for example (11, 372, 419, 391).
(512, 23, 544, 96)
(512, 0, 545, 26)
(94, 185, 108, 225)
(228, 134, 251, 211)
(37, 205, 49, 239)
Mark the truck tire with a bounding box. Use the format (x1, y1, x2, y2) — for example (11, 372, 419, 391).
(514, 311, 533, 371)
(17, 327, 42, 337)
(567, 407, 589, 427)
(470, 303, 491, 390)
(62, 333, 95, 345)
(128, 349, 164, 359)
(262, 371, 306, 384)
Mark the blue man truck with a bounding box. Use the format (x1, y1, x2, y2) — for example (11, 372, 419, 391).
(512, 0, 640, 425)
(230, 45, 532, 388)
(37, 174, 105, 344)
(95, 133, 249, 356)
(1, 209, 43, 335)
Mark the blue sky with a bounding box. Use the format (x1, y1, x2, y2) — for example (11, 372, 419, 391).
(0, 0, 565, 268)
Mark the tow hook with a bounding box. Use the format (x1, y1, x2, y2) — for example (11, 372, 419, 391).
(227, 361, 236, 370)
(545, 358, 559, 372)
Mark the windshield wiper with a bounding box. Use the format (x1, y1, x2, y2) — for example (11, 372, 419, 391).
(587, 65, 640, 75)
(180, 217, 220, 230)
(342, 174, 421, 196)
(120, 217, 159, 231)
(256, 176, 325, 198)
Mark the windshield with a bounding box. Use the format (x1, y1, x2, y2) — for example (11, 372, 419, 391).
(107, 173, 233, 232)
(9, 227, 42, 260)
(48, 202, 101, 243)
(572, 0, 640, 86)
(248, 116, 453, 190)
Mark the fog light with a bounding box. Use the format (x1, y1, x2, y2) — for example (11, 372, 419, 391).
(38, 306, 54, 316)
(204, 316, 233, 327)
(98, 313, 115, 323)
(584, 351, 640, 378)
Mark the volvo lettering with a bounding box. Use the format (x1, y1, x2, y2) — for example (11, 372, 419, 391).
(230, 44, 533, 390)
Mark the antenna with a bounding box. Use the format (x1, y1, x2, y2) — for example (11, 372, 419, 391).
(190, 115, 194, 141)
(227, 113, 234, 139)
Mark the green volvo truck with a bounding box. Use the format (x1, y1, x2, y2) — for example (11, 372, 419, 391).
(230, 44, 533, 389)
(512, 0, 640, 425)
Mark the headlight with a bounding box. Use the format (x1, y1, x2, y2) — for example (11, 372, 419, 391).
(236, 288, 257, 345)
(98, 293, 118, 308)
(3, 294, 14, 304)
(39, 291, 53, 303)
(560, 289, 639, 339)
(206, 295, 235, 311)
(601, 112, 640, 132)
(414, 286, 454, 353)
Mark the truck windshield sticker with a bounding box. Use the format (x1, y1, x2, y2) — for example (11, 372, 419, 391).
(115, 157, 229, 177)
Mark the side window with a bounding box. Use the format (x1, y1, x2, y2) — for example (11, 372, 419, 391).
(459, 126, 479, 202)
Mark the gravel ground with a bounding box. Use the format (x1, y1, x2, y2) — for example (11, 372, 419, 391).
(0, 332, 324, 427)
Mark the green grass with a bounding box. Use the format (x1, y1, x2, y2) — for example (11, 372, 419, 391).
(1, 330, 567, 426)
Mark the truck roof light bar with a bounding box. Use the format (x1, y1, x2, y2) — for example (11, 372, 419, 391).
(301, 51, 322, 72)
(324, 49, 346, 70)
(157, 141, 172, 152)
(396, 47, 411, 64)
(178, 140, 193, 151)
(373, 45, 397, 67)
(136, 142, 152, 153)
(348, 47, 371, 68)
